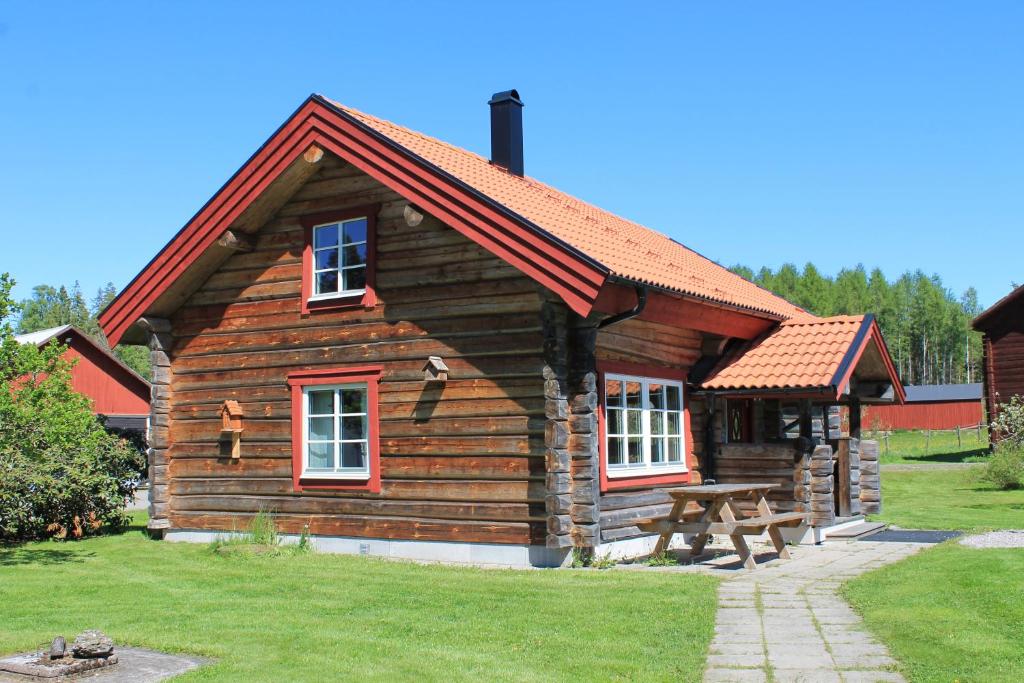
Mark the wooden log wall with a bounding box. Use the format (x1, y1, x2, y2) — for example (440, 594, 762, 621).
(713, 443, 805, 515)
(859, 439, 881, 514)
(808, 444, 836, 527)
(165, 155, 550, 545)
(594, 317, 704, 543)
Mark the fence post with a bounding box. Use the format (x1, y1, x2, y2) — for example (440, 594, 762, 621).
(956, 425, 962, 449)
(925, 430, 931, 455)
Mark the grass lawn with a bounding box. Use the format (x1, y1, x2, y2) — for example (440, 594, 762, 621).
(844, 542, 1024, 683)
(869, 428, 989, 465)
(873, 465, 1024, 531)
(0, 515, 717, 682)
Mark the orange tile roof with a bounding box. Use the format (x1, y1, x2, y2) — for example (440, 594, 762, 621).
(702, 315, 868, 391)
(330, 100, 804, 319)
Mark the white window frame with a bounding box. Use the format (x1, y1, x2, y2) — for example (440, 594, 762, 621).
(604, 373, 688, 478)
(309, 216, 368, 302)
(300, 382, 371, 480)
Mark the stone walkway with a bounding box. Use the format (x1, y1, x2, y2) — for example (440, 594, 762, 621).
(703, 540, 925, 682)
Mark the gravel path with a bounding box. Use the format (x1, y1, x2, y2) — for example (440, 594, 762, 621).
(960, 530, 1024, 548)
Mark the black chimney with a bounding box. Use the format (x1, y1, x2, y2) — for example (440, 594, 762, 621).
(488, 89, 524, 176)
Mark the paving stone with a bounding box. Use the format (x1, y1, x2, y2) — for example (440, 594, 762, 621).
(716, 609, 761, 623)
(706, 654, 766, 668)
(831, 654, 897, 669)
(838, 670, 905, 682)
(767, 651, 833, 670)
(709, 642, 767, 656)
(772, 669, 842, 683)
(703, 667, 768, 682)
(715, 623, 764, 636)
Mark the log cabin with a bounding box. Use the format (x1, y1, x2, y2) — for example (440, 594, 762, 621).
(974, 284, 1024, 438)
(15, 325, 150, 434)
(98, 91, 904, 566)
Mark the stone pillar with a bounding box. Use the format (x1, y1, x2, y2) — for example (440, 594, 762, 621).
(859, 439, 881, 514)
(139, 317, 172, 536)
(808, 444, 835, 527)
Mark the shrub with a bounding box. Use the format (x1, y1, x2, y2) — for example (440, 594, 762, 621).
(991, 395, 1024, 447)
(0, 274, 144, 543)
(982, 445, 1024, 490)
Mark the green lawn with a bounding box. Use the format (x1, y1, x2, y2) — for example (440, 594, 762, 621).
(872, 465, 1024, 531)
(0, 516, 717, 682)
(844, 543, 1024, 683)
(869, 428, 989, 465)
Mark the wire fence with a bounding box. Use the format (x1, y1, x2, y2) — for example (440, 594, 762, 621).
(865, 423, 989, 456)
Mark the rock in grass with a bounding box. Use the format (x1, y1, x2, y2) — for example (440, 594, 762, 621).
(71, 630, 114, 658)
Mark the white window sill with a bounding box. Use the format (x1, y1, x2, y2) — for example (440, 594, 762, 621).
(606, 465, 688, 479)
(308, 289, 366, 303)
(300, 471, 371, 481)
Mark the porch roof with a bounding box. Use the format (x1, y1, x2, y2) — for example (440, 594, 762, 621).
(700, 314, 905, 404)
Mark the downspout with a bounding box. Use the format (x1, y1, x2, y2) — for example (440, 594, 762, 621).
(597, 284, 647, 329)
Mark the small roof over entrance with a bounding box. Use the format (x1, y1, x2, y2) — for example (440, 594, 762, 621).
(700, 314, 905, 404)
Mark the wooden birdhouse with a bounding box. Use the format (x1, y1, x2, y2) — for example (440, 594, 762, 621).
(219, 400, 244, 459)
(423, 356, 449, 382)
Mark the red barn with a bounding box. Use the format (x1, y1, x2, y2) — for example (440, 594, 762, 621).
(15, 325, 150, 432)
(862, 384, 983, 431)
(974, 284, 1024, 431)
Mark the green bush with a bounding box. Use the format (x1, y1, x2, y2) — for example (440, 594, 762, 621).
(991, 394, 1024, 446)
(0, 274, 144, 543)
(982, 445, 1024, 490)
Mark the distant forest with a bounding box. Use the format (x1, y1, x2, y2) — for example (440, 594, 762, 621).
(730, 263, 983, 387)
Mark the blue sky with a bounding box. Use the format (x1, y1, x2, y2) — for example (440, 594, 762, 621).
(1, 2, 1021, 310)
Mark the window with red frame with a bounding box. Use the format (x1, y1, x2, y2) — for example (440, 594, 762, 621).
(287, 367, 382, 492)
(300, 205, 378, 314)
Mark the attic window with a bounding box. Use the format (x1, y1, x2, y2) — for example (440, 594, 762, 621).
(313, 218, 367, 296)
(300, 204, 379, 314)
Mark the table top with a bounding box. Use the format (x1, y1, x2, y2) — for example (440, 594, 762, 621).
(667, 483, 777, 499)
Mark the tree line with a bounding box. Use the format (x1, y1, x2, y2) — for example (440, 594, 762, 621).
(730, 263, 984, 387)
(15, 281, 151, 378)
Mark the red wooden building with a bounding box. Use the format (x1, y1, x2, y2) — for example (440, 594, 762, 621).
(98, 92, 903, 565)
(15, 325, 150, 432)
(861, 384, 983, 431)
(974, 285, 1024, 430)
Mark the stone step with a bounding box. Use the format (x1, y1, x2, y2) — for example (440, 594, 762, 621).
(825, 521, 887, 539)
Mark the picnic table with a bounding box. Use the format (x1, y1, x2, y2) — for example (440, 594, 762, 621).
(637, 483, 808, 570)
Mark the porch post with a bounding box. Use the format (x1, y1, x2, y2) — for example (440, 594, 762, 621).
(849, 396, 862, 440)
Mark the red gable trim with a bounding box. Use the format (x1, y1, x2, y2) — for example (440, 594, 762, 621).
(831, 316, 906, 404)
(99, 96, 609, 345)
